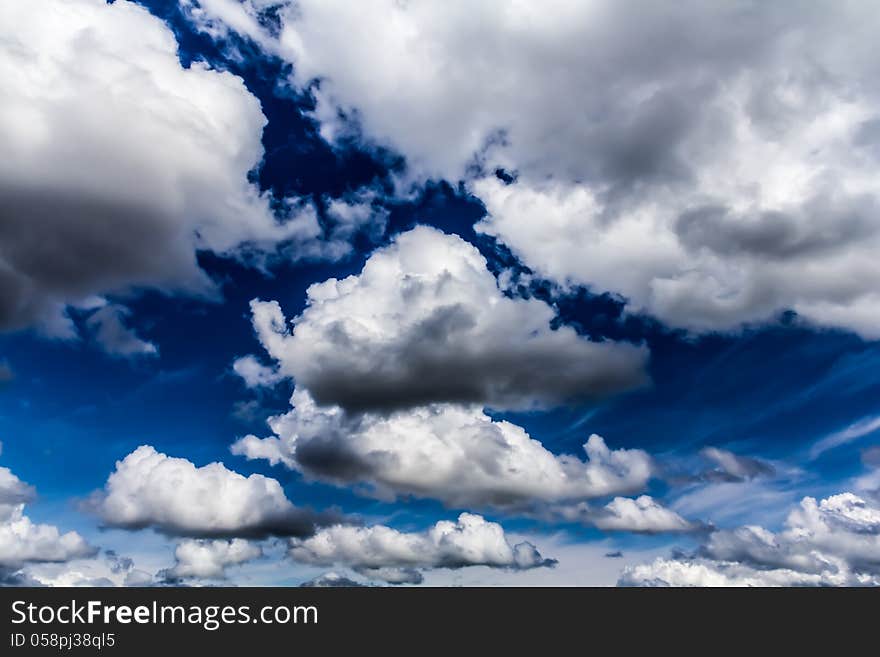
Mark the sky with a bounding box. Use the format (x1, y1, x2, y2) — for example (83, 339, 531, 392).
(1, 0, 880, 587)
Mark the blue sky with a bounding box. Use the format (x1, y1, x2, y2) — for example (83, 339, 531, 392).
(2, 0, 880, 586)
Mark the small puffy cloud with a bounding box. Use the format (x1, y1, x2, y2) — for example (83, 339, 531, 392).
(698, 447, 775, 482)
(620, 491, 880, 586)
(90, 445, 339, 538)
(592, 496, 701, 534)
(86, 304, 157, 359)
(233, 389, 654, 509)
(0, 465, 95, 569)
(164, 539, 262, 580)
(232, 355, 284, 389)
(0, 465, 37, 521)
(289, 513, 555, 584)
(300, 572, 367, 587)
(247, 226, 648, 413)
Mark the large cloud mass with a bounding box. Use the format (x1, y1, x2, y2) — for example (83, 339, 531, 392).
(91, 445, 337, 538)
(189, 0, 880, 337)
(232, 389, 654, 509)
(289, 512, 555, 584)
(246, 226, 647, 412)
(0, 0, 327, 337)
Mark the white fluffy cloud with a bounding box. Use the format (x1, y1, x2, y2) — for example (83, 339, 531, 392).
(91, 445, 337, 538)
(246, 226, 647, 412)
(0, 0, 339, 337)
(189, 1, 880, 338)
(232, 389, 654, 509)
(621, 491, 880, 586)
(165, 539, 262, 580)
(0, 465, 37, 521)
(592, 496, 699, 534)
(289, 512, 554, 584)
(0, 465, 95, 570)
(232, 355, 284, 389)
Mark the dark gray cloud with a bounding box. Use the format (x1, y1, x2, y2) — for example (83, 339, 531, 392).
(675, 199, 878, 261)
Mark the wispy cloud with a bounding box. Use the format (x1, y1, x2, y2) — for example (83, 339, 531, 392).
(809, 415, 880, 460)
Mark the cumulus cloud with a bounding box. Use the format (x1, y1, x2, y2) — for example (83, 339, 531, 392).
(90, 445, 339, 538)
(191, 1, 880, 338)
(300, 571, 367, 587)
(246, 226, 647, 412)
(698, 447, 775, 483)
(0, 465, 37, 521)
(289, 513, 555, 584)
(233, 389, 654, 509)
(538, 495, 699, 534)
(591, 496, 701, 534)
(86, 304, 157, 359)
(620, 491, 880, 586)
(0, 0, 347, 338)
(0, 466, 95, 570)
(26, 549, 154, 588)
(164, 539, 262, 580)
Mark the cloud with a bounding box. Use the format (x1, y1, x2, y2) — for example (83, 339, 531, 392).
(698, 447, 775, 482)
(536, 495, 700, 534)
(591, 496, 701, 534)
(0, 465, 37, 520)
(809, 415, 880, 460)
(0, 0, 339, 338)
(247, 226, 648, 413)
(90, 445, 340, 538)
(232, 355, 284, 389)
(86, 303, 157, 359)
(26, 549, 153, 588)
(0, 466, 95, 569)
(164, 539, 262, 580)
(620, 491, 880, 586)
(192, 1, 880, 338)
(289, 513, 555, 584)
(232, 389, 654, 509)
(300, 571, 367, 587)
